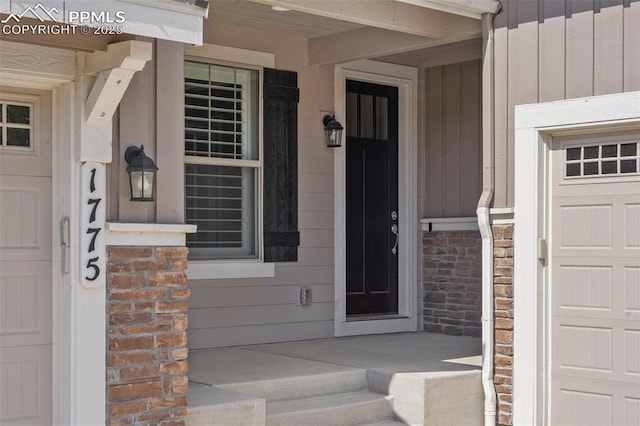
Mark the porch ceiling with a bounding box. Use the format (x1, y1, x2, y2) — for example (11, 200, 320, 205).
(206, 0, 489, 66)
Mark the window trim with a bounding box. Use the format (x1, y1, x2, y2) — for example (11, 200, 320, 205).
(184, 44, 275, 277)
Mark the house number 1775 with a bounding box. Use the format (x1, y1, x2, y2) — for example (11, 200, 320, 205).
(81, 163, 106, 288)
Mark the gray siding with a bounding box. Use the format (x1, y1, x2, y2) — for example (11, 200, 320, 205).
(422, 59, 482, 218)
(187, 23, 336, 349)
(493, 0, 640, 207)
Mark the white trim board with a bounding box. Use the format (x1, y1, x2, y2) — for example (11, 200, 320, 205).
(333, 60, 418, 337)
(420, 217, 479, 231)
(105, 222, 197, 247)
(513, 91, 640, 425)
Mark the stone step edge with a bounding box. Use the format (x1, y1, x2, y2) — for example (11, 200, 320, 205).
(266, 390, 394, 416)
(216, 368, 369, 402)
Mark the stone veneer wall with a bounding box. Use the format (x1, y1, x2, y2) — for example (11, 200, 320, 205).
(493, 225, 514, 426)
(106, 246, 190, 426)
(423, 230, 482, 336)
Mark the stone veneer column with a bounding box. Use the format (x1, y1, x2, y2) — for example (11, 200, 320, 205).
(106, 246, 189, 426)
(423, 230, 483, 336)
(493, 225, 514, 426)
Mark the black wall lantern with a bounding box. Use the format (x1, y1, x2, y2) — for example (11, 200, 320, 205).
(322, 114, 344, 148)
(124, 145, 158, 202)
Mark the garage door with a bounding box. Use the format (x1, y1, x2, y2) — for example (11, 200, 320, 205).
(0, 91, 52, 425)
(551, 132, 640, 425)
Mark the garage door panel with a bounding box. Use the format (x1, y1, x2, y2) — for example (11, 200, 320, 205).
(556, 265, 613, 310)
(555, 387, 613, 426)
(556, 323, 613, 372)
(0, 261, 52, 348)
(551, 378, 640, 426)
(626, 203, 640, 247)
(0, 175, 52, 262)
(554, 180, 640, 198)
(0, 345, 52, 425)
(556, 203, 613, 248)
(625, 267, 640, 313)
(624, 329, 640, 376)
(625, 397, 640, 425)
(0, 90, 52, 425)
(550, 133, 640, 425)
(553, 259, 639, 320)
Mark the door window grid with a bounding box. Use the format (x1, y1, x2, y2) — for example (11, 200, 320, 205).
(346, 91, 389, 141)
(565, 142, 639, 177)
(0, 101, 33, 150)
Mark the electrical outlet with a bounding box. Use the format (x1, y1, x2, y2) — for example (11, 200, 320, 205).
(299, 287, 312, 306)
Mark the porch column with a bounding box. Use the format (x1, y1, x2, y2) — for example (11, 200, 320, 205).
(104, 224, 195, 425)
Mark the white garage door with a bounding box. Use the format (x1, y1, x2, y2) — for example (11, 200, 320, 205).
(551, 132, 640, 425)
(0, 91, 52, 425)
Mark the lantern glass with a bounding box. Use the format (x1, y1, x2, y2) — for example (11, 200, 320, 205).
(129, 170, 156, 201)
(325, 128, 343, 148)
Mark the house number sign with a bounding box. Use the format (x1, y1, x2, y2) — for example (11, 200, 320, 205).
(81, 162, 106, 288)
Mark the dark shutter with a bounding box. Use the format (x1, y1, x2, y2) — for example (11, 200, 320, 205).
(263, 68, 300, 262)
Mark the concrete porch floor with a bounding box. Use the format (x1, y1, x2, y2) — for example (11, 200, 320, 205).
(189, 332, 482, 385)
(188, 332, 483, 425)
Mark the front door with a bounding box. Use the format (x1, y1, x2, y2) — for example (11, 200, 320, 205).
(345, 80, 399, 317)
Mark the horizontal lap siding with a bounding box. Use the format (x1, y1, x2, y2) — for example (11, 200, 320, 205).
(188, 25, 335, 349)
(494, 0, 640, 208)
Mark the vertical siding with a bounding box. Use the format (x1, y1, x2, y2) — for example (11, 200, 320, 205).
(493, 0, 639, 207)
(187, 24, 336, 349)
(422, 59, 482, 218)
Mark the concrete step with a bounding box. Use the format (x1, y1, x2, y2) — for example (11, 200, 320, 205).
(266, 391, 395, 426)
(368, 369, 483, 426)
(218, 368, 368, 402)
(359, 422, 408, 426)
(187, 384, 265, 426)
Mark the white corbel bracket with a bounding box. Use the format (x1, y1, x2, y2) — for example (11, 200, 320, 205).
(84, 41, 152, 126)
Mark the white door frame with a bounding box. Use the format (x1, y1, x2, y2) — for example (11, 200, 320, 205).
(333, 60, 418, 337)
(0, 40, 106, 425)
(513, 91, 640, 425)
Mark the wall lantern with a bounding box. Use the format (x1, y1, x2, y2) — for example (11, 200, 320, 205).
(322, 114, 344, 148)
(124, 145, 158, 202)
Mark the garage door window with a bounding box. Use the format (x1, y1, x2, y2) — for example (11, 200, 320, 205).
(566, 141, 639, 177)
(0, 102, 32, 149)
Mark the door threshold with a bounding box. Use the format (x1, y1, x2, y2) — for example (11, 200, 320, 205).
(346, 314, 408, 322)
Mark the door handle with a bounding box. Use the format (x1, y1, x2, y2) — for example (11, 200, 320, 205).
(391, 223, 399, 255)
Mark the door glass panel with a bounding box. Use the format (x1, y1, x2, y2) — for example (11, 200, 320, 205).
(376, 96, 388, 140)
(601, 161, 617, 174)
(6, 128, 30, 147)
(601, 145, 617, 158)
(346, 92, 358, 137)
(584, 146, 599, 159)
(583, 162, 598, 175)
(360, 94, 374, 139)
(621, 160, 637, 173)
(6, 105, 29, 124)
(621, 143, 637, 157)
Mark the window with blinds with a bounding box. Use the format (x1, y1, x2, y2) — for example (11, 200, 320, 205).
(184, 61, 260, 259)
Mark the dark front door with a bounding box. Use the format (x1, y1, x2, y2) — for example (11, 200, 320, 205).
(345, 79, 399, 317)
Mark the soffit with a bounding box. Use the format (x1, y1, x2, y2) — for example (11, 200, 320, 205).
(205, 0, 483, 66)
(207, 0, 363, 39)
